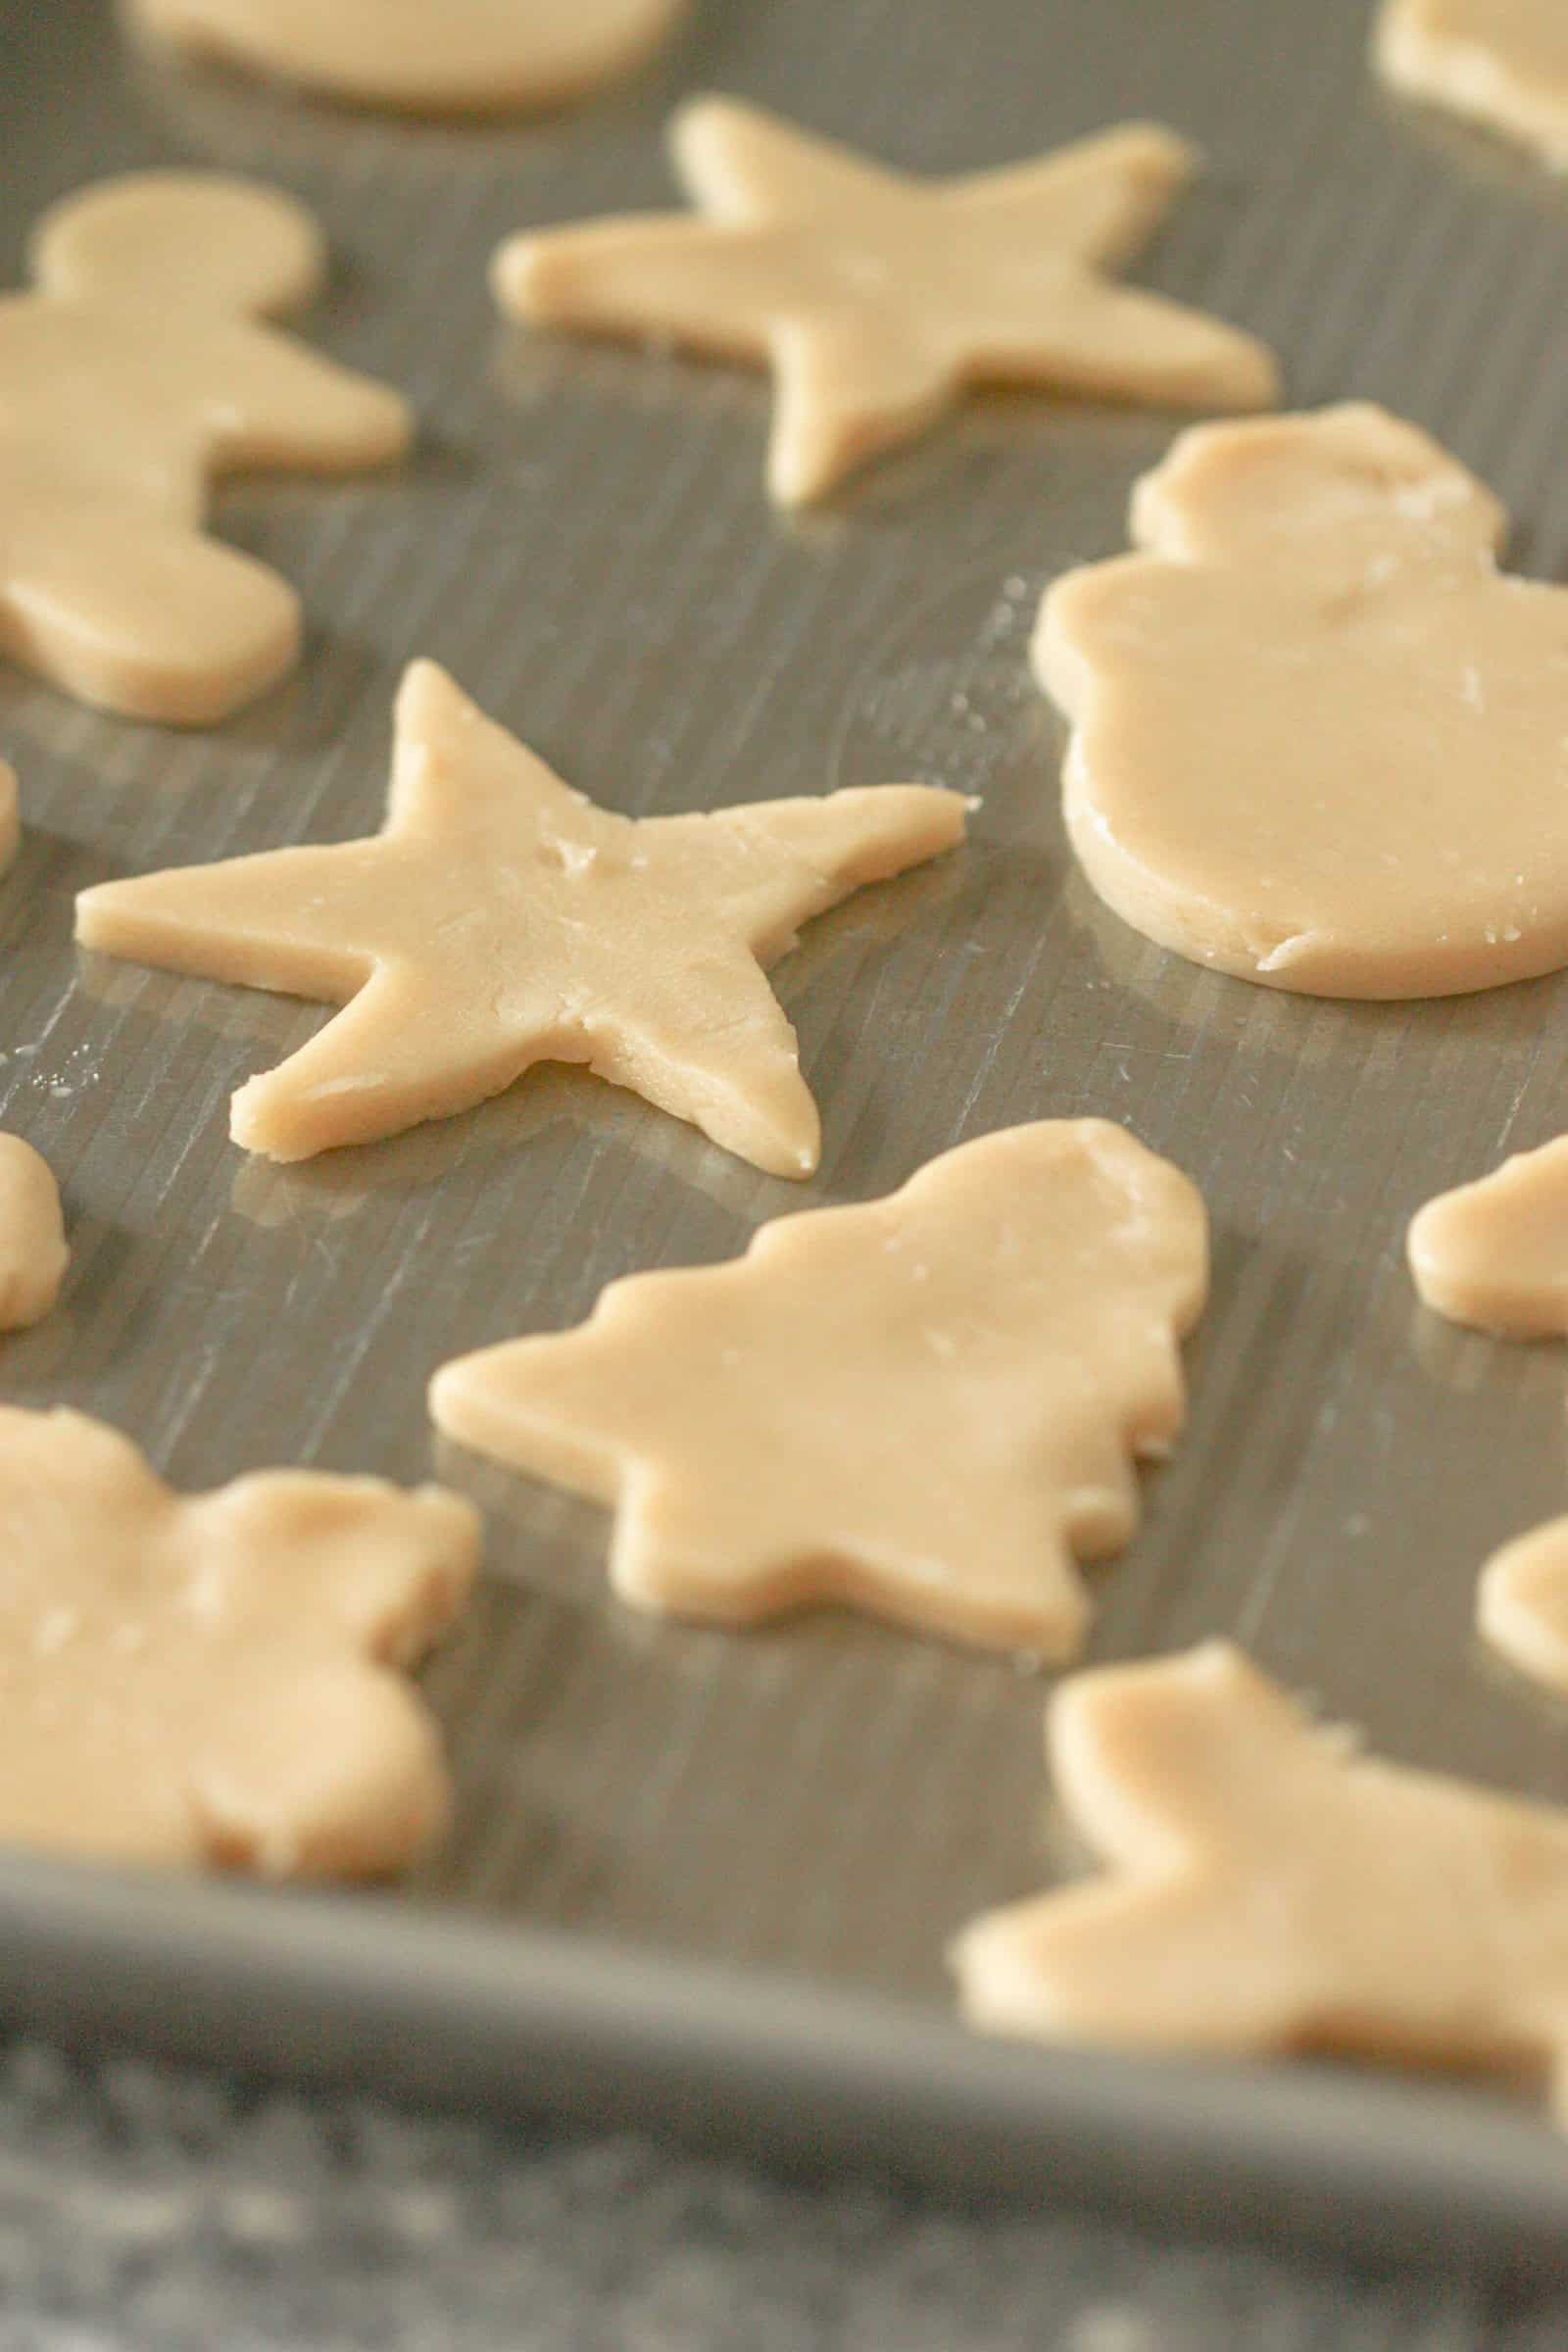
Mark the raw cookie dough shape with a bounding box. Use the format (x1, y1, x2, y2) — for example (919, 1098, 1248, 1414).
(74, 659, 966, 1174)
(0, 172, 411, 724)
(954, 1642, 1568, 2116)
(0, 1406, 477, 1876)
(1038, 403, 1568, 999)
(0, 1137, 69, 1330)
(1408, 1136, 1568, 1335)
(493, 97, 1280, 507)
(124, 0, 686, 116)
(1378, 0, 1568, 169)
(430, 1120, 1208, 1657)
(0, 762, 18, 880)
(1481, 1517, 1568, 1693)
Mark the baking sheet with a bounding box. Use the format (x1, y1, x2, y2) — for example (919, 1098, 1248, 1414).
(6, 0, 1568, 2273)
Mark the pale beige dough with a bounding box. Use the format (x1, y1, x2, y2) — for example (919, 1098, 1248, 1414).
(1378, 0, 1568, 168)
(493, 97, 1279, 507)
(1480, 1517, 1568, 1692)
(0, 1137, 69, 1330)
(0, 172, 411, 725)
(430, 1120, 1207, 1658)
(74, 660, 965, 1175)
(0, 763, 19, 881)
(1039, 403, 1568, 998)
(125, 0, 685, 115)
(0, 1406, 477, 1877)
(954, 1642, 1568, 2116)
(1408, 1136, 1568, 1334)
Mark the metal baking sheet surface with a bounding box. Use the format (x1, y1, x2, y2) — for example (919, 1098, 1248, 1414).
(5, 0, 1568, 2277)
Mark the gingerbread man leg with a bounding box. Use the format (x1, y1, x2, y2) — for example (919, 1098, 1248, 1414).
(1, 480, 298, 725)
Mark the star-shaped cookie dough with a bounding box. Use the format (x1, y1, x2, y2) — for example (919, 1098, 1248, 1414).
(493, 97, 1280, 505)
(954, 1642, 1568, 2116)
(74, 661, 965, 1172)
(0, 1406, 477, 1877)
(430, 1121, 1207, 1656)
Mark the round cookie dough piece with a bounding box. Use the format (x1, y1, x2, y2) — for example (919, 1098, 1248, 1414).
(1037, 403, 1568, 1000)
(125, 0, 687, 114)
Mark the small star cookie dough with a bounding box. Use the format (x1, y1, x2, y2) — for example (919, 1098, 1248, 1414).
(0, 1137, 68, 1330)
(494, 97, 1279, 507)
(125, 0, 686, 116)
(954, 1642, 1568, 2119)
(1038, 403, 1568, 999)
(0, 1407, 477, 1877)
(431, 1120, 1207, 1658)
(1378, 0, 1568, 170)
(1408, 1136, 1568, 1335)
(75, 660, 966, 1174)
(1480, 1517, 1568, 1694)
(0, 172, 411, 724)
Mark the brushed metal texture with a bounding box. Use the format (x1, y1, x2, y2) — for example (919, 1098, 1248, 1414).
(6, 0, 1568, 2187)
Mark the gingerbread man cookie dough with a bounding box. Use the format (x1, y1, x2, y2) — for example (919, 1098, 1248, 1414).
(1378, 0, 1568, 169)
(125, 0, 686, 116)
(431, 1121, 1207, 1658)
(0, 1407, 477, 1877)
(0, 172, 411, 724)
(495, 98, 1278, 506)
(0, 1137, 68, 1330)
(954, 1642, 1568, 2119)
(1408, 1136, 1568, 1335)
(75, 660, 965, 1174)
(1039, 404, 1568, 998)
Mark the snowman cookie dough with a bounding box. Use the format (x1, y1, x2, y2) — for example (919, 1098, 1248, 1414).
(1038, 404, 1568, 999)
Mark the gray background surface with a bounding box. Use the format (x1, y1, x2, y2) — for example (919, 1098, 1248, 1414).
(6, 0, 1568, 2336)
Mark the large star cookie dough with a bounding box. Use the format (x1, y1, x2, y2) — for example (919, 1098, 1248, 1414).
(1038, 403, 1568, 998)
(0, 1407, 477, 1877)
(954, 1642, 1568, 2118)
(430, 1121, 1208, 1658)
(125, 0, 686, 115)
(75, 660, 966, 1174)
(493, 97, 1279, 506)
(1378, 0, 1568, 169)
(0, 173, 410, 724)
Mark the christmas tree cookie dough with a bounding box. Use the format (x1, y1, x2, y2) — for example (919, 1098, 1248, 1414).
(125, 0, 686, 116)
(0, 1407, 477, 1877)
(494, 97, 1278, 506)
(954, 1642, 1568, 2121)
(430, 1120, 1207, 1658)
(0, 1137, 69, 1330)
(0, 173, 411, 723)
(1038, 404, 1568, 998)
(1408, 1136, 1568, 1335)
(75, 661, 965, 1174)
(1378, 0, 1568, 170)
